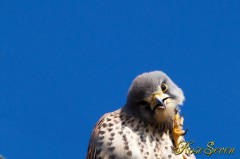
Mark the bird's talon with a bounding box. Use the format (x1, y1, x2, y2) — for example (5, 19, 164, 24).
(173, 113, 187, 147)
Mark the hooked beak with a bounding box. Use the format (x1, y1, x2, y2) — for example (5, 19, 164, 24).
(151, 94, 169, 111)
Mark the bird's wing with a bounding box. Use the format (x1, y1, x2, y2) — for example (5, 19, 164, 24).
(86, 113, 109, 159)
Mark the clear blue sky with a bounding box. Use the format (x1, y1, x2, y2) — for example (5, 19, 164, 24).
(0, 1, 239, 159)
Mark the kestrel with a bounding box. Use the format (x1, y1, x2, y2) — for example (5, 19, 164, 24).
(86, 71, 195, 159)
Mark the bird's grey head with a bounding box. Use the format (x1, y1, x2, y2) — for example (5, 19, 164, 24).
(125, 71, 185, 125)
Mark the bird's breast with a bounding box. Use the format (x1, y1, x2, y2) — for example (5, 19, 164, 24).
(94, 109, 184, 159)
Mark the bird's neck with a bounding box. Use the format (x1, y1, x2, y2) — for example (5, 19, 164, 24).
(121, 106, 174, 133)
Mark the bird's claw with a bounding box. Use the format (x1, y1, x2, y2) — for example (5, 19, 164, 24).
(173, 113, 188, 147)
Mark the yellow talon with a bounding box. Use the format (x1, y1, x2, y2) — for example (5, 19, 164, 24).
(173, 113, 187, 147)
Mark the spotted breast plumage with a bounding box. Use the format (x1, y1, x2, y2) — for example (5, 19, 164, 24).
(86, 71, 196, 159)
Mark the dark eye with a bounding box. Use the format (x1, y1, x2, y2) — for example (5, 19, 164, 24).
(161, 83, 168, 92)
(138, 100, 148, 106)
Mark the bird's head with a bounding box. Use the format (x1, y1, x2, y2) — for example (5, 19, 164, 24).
(125, 71, 185, 125)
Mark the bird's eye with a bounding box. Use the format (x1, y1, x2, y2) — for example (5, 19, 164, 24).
(138, 100, 148, 106)
(161, 83, 168, 92)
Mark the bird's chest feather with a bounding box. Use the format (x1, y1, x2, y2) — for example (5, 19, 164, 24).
(96, 112, 183, 159)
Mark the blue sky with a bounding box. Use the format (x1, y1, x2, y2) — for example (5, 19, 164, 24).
(0, 1, 239, 159)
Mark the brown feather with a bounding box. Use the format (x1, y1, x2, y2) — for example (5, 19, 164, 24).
(86, 113, 109, 159)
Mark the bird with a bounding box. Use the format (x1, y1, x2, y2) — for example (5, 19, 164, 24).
(86, 71, 196, 159)
(0, 155, 5, 159)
